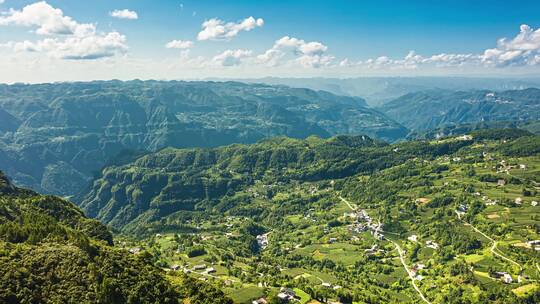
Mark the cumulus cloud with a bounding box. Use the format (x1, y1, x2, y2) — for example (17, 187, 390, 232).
(197, 16, 263, 41)
(109, 9, 138, 20)
(0, 1, 94, 36)
(349, 24, 540, 71)
(481, 24, 540, 66)
(213, 49, 252, 66)
(11, 32, 128, 60)
(0, 1, 128, 60)
(257, 36, 332, 68)
(165, 40, 193, 49)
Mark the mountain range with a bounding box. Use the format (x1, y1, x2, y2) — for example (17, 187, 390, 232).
(0, 80, 406, 197)
(378, 88, 540, 131)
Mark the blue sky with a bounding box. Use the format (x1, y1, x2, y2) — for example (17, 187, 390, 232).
(1, 0, 540, 82)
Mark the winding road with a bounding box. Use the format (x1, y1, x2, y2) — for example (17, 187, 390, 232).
(339, 195, 432, 304)
(456, 211, 523, 271)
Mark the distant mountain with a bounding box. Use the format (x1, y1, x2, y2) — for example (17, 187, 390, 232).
(0, 80, 406, 196)
(407, 120, 540, 140)
(378, 88, 540, 131)
(223, 76, 540, 106)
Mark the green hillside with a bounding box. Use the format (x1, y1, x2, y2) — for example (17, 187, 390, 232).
(0, 171, 231, 304)
(80, 135, 469, 233)
(81, 130, 540, 303)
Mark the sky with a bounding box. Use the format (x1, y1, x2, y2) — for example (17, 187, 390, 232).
(0, 0, 540, 83)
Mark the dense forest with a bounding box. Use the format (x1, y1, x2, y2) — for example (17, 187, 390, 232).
(0, 171, 231, 303)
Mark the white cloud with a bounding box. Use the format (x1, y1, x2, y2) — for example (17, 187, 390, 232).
(165, 40, 193, 49)
(481, 24, 540, 66)
(353, 24, 540, 71)
(10, 32, 127, 60)
(213, 49, 252, 66)
(0, 1, 5, 4)
(257, 36, 332, 68)
(197, 16, 264, 41)
(0, 1, 94, 36)
(0, 1, 128, 60)
(110, 9, 138, 20)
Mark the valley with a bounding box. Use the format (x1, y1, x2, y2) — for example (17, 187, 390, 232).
(92, 130, 540, 303)
(1, 1, 540, 303)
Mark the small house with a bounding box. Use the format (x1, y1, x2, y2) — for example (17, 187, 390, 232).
(252, 298, 268, 304)
(502, 273, 513, 284)
(128, 247, 141, 254)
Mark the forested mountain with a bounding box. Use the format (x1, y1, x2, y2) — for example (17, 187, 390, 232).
(0, 170, 231, 303)
(79, 130, 540, 303)
(378, 88, 540, 131)
(0, 80, 406, 196)
(80, 134, 472, 233)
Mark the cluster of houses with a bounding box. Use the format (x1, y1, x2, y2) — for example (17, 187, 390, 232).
(476, 193, 498, 206)
(276, 288, 298, 303)
(496, 160, 527, 174)
(345, 209, 384, 240)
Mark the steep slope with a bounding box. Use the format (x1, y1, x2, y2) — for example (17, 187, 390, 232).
(378, 88, 540, 131)
(0, 80, 406, 196)
(0, 171, 231, 304)
(80, 135, 472, 233)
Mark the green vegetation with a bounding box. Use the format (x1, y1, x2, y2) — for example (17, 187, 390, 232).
(0, 171, 231, 303)
(81, 130, 539, 303)
(0, 80, 406, 196)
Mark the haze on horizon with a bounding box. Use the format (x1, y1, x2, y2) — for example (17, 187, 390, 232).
(1, 0, 540, 83)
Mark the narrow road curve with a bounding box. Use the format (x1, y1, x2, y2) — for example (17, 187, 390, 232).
(339, 195, 432, 304)
(456, 211, 523, 271)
